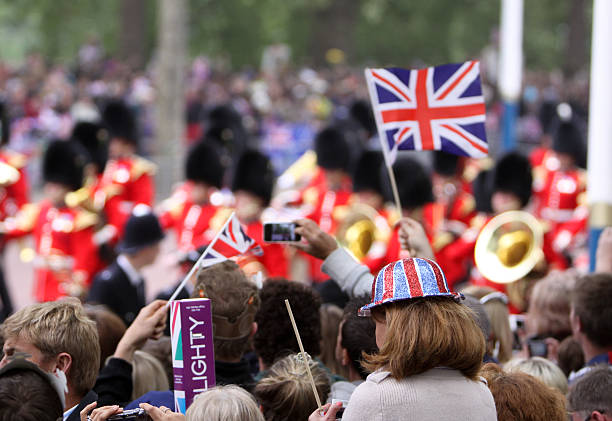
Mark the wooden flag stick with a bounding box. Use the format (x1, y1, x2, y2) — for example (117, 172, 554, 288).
(284, 299, 322, 410)
(385, 163, 403, 217)
(165, 211, 235, 308)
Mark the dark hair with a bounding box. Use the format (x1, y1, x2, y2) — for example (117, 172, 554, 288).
(571, 273, 612, 348)
(192, 260, 260, 361)
(567, 366, 612, 416)
(341, 296, 377, 380)
(254, 279, 321, 368)
(480, 363, 566, 421)
(557, 336, 584, 378)
(141, 337, 173, 389)
(0, 363, 63, 421)
(85, 304, 127, 370)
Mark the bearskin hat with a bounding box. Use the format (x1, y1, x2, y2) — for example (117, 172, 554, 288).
(493, 152, 533, 208)
(315, 127, 350, 171)
(185, 140, 224, 188)
(433, 151, 462, 177)
(102, 100, 138, 145)
(353, 150, 386, 195)
(552, 121, 587, 169)
(0, 101, 9, 146)
(391, 156, 434, 211)
(43, 140, 87, 191)
(71, 121, 109, 174)
(232, 149, 276, 206)
(349, 99, 376, 137)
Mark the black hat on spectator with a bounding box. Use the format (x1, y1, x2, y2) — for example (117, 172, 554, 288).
(102, 100, 138, 145)
(315, 127, 350, 171)
(392, 156, 434, 211)
(186, 140, 224, 188)
(43, 140, 87, 191)
(433, 151, 461, 177)
(117, 205, 164, 254)
(353, 150, 385, 195)
(493, 152, 533, 208)
(232, 149, 276, 206)
(71, 121, 109, 174)
(551, 104, 587, 168)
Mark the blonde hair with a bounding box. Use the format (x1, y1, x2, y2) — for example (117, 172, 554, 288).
(131, 350, 170, 400)
(504, 357, 568, 394)
(462, 286, 513, 363)
(254, 354, 331, 421)
(186, 385, 264, 421)
(363, 297, 485, 380)
(1, 298, 100, 396)
(527, 271, 576, 340)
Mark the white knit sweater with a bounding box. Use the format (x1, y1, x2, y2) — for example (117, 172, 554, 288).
(341, 368, 497, 421)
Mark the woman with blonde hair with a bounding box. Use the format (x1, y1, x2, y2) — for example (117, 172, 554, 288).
(255, 353, 331, 421)
(504, 356, 568, 394)
(185, 385, 264, 421)
(311, 258, 497, 420)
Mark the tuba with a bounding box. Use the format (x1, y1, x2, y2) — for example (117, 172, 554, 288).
(336, 203, 392, 261)
(474, 210, 544, 284)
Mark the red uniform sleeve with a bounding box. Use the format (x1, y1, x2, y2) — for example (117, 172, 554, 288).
(72, 226, 102, 287)
(129, 173, 154, 206)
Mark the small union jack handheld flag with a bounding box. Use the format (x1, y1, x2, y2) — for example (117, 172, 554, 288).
(365, 61, 488, 164)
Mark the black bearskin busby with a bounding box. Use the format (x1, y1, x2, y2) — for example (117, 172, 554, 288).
(433, 151, 461, 177)
(349, 100, 377, 138)
(552, 118, 587, 169)
(232, 149, 276, 206)
(102, 100, 138, 145)
(353, 150, 385, 195)
(315, 127, 350, 171)
(391, 156, 434, 211)
(71, 121, 109, 175)
(0, 100, 9, 146)
(493, 152, 533, 208)
(185, 140, 224, 189)
(43, 140, 88, 191)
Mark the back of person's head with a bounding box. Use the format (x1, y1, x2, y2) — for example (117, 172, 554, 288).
(462, 286, 513, 363)
(192, 260, 260, 361)
(504, 357, 568, 394)
(319, 304, 346, 379)
(141, 337, 173, 389)
(1, 299, 100, 397)
(186, 385, 264, 421)
(567, 366, 612, 420)
(480, 363, 566, 421)
(0, 359, 64, 421)
(527, 270, 576, 340)
(340, 296, 377, 380)
(462, 295, 491, 345)
(254, 279, 321, 368)
(557, 336, 585, 378)
(132, 350, 170, 400)
(254, 354, 331, 421)
(363, 296, 485, 380)
(84, 304, 127, 370)
(571, 273, 612, 348)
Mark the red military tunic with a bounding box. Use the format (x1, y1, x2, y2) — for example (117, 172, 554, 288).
(242, 220, 289, 279)
(0, 150, 29, 221)
(97, 155, 156, 241)
(159, 182, 232, 253)
(3, 201, 100, 301)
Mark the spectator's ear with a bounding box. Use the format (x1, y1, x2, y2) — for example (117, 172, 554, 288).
(570, 308, 582, 336)
(55, 352, 72, 377)
(589, 411, 606, 421)
(341, 348, 350, 367)
(250, 322, 258, 339)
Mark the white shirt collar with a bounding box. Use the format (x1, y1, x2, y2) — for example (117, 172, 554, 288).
(117, 254, 143, 287)
(63, 404, 78, 421)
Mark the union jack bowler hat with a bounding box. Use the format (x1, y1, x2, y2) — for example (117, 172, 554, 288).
(359, 258, 462, 316)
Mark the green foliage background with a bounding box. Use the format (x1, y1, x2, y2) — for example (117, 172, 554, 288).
(0, 0, 589, 71)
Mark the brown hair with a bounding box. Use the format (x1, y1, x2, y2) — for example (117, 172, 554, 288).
(192, 260, 260, 361)
(84, 304, 127, 370)
(318, 304, 347, 379)
(567, 365, 612, 417)
(254, 354, 330, 421)
(480, 363, 566, 421)
(363, 296, 485, 380)
(571, 272, 612, 348)
(527, 270, 576, 340)
(1, 299, 100, 396)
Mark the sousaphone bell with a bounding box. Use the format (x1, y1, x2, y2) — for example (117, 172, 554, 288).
(474, 210, 544, 284)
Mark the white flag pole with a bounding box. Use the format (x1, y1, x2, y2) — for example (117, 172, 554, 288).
(165, 211, 236, 308)
(364, 68, 403, 215)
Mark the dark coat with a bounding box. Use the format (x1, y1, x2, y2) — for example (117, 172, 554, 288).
(87, 261, 145, 326)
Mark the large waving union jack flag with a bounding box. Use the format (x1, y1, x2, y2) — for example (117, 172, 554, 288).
(365, 61, 488, 163)
(199, 213, 263, 269)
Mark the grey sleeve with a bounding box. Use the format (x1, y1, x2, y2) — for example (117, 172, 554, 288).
(320, 247, 374, 298)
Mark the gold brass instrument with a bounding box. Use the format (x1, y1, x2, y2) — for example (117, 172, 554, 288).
(474, 210, 544, 284)
(336, 203, 391, 261)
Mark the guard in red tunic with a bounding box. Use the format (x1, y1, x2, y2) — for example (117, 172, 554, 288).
(2, 140, 100, 302)
(232, 149, 289, 279)
(159, 140, 230, 256)
(96, 100, 156, 243)
(300, 127, 353, 282)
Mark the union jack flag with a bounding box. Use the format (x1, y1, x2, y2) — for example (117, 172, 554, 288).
(199, 213, 263, 269)
(365, 61, 488, 163)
